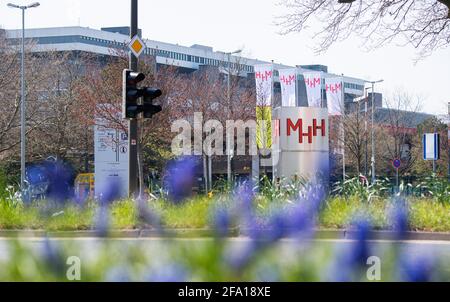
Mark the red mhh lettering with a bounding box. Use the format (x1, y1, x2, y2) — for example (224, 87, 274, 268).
(287, 119, 313, 144)
(287, 118, 326, 144)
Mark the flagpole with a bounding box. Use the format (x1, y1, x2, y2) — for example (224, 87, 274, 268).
(320, 72, 323, 108)
(341, 76, 346, 182)
(270, 61, 275, 181)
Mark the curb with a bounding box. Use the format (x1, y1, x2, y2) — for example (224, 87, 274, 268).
(0, 229, 449, 241)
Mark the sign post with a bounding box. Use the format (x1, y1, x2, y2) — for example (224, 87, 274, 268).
(423, 133, 440, 174)
(128, 0, 139, 198)
(392, 158, 401, 192)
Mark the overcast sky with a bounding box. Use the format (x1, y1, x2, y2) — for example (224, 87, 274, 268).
(1, 0, 449, 115)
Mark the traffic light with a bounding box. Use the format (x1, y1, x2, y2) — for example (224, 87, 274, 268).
(122, 69, 163, 119)
(142, 88, 162, 119)
(123, 69, 145, 119)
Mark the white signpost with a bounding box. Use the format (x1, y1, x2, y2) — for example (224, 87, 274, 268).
(423, 133, 440, 161)
(423, 133, 440, 174)
(94, 113, 130, 199)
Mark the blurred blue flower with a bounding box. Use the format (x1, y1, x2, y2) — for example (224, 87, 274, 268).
(348, 219, 372, 266)
(136, 198, 163, 234)
(235, 181, 255, 216)
(226, 242, 258, 272)
(26, 159, 75, 204)
(105, 266, 131, 282)
(164, 157, 199, 204)
(213, 206, 231, 238)
(327, 218, 373, 281)
(97, 178, 123, 206)
(94, 205, 110, 238)
(41, 238, 66, 276)
(389, 198, 409, 240)
(399, 253, 435, 282)
(146, 264, 187, 282)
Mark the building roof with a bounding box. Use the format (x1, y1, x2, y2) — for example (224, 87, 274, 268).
(5, 26, 366, 96)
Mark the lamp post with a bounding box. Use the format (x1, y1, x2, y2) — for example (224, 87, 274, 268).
(366, 79, 384, 184)
(7, 2, 40, 194)
(364, 87, 370, 177)
(225, 49, 242, 184)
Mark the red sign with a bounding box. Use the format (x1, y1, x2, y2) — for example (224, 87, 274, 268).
(286, 118, 326, 144)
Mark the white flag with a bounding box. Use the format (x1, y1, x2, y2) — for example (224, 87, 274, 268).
(325, 78, 344, 116)
(279, 68, 297, 107)
(304, 72, 322, 107)
(254, 64, 273, 107)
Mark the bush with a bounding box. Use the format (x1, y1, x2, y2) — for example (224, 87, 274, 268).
(331, 176, 390, 203)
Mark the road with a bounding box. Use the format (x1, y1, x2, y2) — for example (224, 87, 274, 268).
(1, 237, 449, 259)
(0, 237, 449, 281)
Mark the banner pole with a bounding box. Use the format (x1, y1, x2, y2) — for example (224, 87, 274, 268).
(341, 77, 346, 182)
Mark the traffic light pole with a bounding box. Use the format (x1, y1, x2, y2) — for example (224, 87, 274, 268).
(128, 0, 139, 197)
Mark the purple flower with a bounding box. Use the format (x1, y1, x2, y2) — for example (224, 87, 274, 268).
(213, 207, 231, 238)
(41, 238, 66, 277)
(97, 179, 123, 206)
(226, 242, 258, 272)
(389, 198, 409, 240)
(145, 264, 187, 282)
(164, 157, 199, 204)
(26, 159, 75, 204)
(94, 205, 110, 237)
(136, 198, 163, 234)
(399, 253, 435, 282)
(348, 219, 372, 266)
(327, 218, 373, 281)
(105, 266, 131, 282)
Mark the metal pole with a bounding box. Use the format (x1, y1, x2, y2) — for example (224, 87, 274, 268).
(342, 77, 345, 182)
(128, 0, 139, 197)
(396, 168, 399, 192)
(20, 7, 26, 191)
(433, 158, 436, 174)
(364, 88, 368, 177)
(227, 53, 231, 184)
(371, 82, 376, 184)
(208, 155, 212, 192)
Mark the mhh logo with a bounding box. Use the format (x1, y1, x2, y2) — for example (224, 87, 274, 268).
(255, 70, 273, 82)
(287, 118, 326, 144)
(326, 82, 342, 94)
(305, 77, 321, 88)
(280, 74, 296, 86)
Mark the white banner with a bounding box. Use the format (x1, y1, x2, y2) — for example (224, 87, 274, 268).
(325, 78, 344, 116)
(254, 64, 273, 107)
(279, 68, 297, 107)
(304, 72, 322, 108)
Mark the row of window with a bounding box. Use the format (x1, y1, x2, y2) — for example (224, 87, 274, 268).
(79, 35, 254, 72)
(344, 82, 364, 91)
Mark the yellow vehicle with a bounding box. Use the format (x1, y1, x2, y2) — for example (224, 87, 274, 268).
(74, 173, 95, 200)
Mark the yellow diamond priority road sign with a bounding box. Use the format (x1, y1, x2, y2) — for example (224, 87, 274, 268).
(128, 35, 146, 58)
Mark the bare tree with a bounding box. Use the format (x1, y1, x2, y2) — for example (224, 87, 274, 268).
(278, 0, 450, 57)
(342, 105, 367, 176)
(0, 32, 57, 161)
(377, 91, 423, 175)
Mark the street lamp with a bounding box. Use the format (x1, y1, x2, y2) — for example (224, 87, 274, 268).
(364, 79, 384, 184)
(7, 2, 40, 195)
(225, 49, 242, 184)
